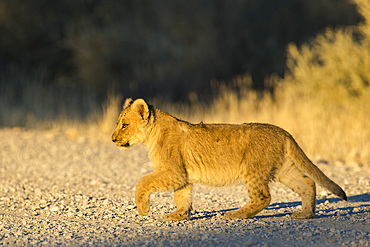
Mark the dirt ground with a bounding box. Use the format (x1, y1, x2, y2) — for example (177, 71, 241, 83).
(0, 128, 369, 246)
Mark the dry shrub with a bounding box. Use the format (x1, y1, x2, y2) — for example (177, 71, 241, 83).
(177, 0, 370, 165)
(278, 0, 370, 165)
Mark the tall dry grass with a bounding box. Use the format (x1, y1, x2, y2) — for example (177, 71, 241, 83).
(169, 0, 370, 165)
(93, 0, 369, 165)
(86, 94, 123, 140)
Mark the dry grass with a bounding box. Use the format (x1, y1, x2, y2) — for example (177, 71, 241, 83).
(156, 0, 370, 166)
(85, 0, 370, 165)
(54, 93, 123, 142)
(86, 94, 123, 140)
(183, 74, 370, 166)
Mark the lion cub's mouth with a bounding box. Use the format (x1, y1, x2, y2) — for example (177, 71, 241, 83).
(120, 142, 130, 148)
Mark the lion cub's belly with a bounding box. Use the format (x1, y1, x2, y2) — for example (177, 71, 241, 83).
(186, 163, 242, 187)
(184, 146, 245, 186)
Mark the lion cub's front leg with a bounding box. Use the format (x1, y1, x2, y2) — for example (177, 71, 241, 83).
(135, 171, 187, 216)
(135, 175, 152, 216)
(165, 184, 193, 221)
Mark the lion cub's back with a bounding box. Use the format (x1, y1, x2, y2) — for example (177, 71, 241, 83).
(183, 123, 288, 186)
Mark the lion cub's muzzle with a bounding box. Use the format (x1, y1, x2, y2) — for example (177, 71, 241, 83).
(112, 138, 130, 148)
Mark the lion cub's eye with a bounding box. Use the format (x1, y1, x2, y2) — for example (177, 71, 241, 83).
(121, 123, 129, 129)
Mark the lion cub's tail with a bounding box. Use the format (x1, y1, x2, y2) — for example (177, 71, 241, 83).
(287, 137, 347, 201)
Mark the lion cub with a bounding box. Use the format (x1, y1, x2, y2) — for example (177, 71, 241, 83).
(112, 98, 347, 221)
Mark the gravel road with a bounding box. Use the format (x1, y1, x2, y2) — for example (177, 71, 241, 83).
(0, 128, 369, 246)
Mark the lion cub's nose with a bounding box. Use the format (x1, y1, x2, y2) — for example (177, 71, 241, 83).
(112, 138, 117, 143)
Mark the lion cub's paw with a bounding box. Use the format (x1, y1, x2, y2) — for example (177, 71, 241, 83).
(137, 201, 150, 216)
(292, 210, 314, 219)
(165, 211, 190, 221)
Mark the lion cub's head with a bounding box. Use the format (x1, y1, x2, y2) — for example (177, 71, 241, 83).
(112, 98, 151, 149)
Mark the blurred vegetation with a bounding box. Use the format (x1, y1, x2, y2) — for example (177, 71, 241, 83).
(0, 0, 361, 126)
(180, 0, 370, 165)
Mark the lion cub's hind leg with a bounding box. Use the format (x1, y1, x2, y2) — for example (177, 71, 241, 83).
(277, 166, 316, 219)
(224, 179, 271, 219)
(165, 184, 193, 221)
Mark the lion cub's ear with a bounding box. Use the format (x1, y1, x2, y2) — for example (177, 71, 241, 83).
(123, 98, 134, 109)
(132, 99, 150, 120)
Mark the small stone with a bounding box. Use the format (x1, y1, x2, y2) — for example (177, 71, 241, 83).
(34, 188, 42, 196)
(49, 206, 59, 212)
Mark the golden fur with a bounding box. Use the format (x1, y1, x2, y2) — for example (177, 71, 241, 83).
(112, 98, 347, 221)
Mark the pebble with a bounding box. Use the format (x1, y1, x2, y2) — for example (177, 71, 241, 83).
(49, 206, 59, 212)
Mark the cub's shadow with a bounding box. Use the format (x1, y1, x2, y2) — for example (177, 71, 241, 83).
(190, 193, 370, 220)
(345, 193, 370, 203)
